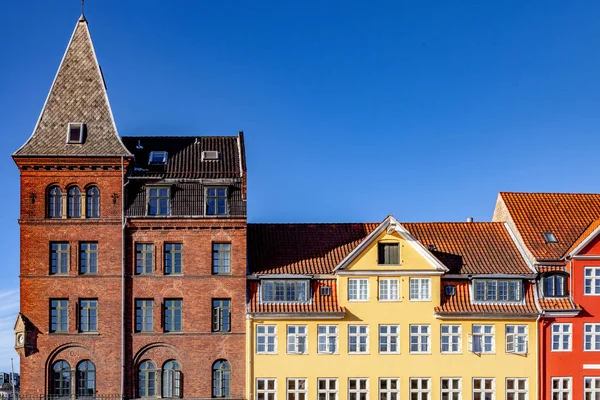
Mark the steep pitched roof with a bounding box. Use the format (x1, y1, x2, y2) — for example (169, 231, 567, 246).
(565, 217, 600, 256)
(497, 192, 600, 260)
(13, 16, 130, 157)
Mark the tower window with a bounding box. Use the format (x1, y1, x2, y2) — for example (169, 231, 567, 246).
(67, 123, 85, 144)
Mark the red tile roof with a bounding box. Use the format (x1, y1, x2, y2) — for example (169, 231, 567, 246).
(499, 192, 600, 260)
(247, 279, 344, 315)
(538, 297, 579, 312)
(565, 217, 600, 256)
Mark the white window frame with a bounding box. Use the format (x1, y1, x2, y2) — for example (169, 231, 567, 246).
(348, 278, 369, 301)
(379, 278, 400, 301)
(409, 324, 431, 354)
(379, 378, 399, 400)
(409, 378, 431, 400)
(287, 325, 308, 354)
(348, 378, 369, 400)
(584, 323, 600, 351)
(584, 267, 600, 295)
(287, 378, 307, 400)
(441, 324, 462, 354)
(584, 377, 600, 398)
(440, 378, 461, 400)
(348, 325, 369, 354)
(318, 325, 338, 354)
(472, 378, 495, 399)
(470, 325, 495, 354)
(256, 378, 277, 400)
(506, 325, 528, 354)
(66, 122, 85, 143)
(317, 378, 338, 400)
(409, 278, 431, 301)
(551, 377, 571, 400)
(551, 323, 572, 352)
(379, 325, 400, 354)
(256, 325, 277, 354)
(506, 378, 528, 400)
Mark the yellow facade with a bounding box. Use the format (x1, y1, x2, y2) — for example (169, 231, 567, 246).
(247, 230, 538, 399)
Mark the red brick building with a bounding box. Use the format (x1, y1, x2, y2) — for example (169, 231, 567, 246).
(13, 15, 247, 398)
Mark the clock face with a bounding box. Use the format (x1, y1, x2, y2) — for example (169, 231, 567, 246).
(17, 334, 24, 345)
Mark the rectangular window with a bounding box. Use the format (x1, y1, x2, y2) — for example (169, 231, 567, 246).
(506, 325, 528, 354)
(348, 279, 369, 301)
(164, 299, 182, 333)
(78, 299, 97, 332)
(348, 325, 369, 354)
(164, 243, 182, 275)
(471, 325, 494, 354)
(584, 324, 600, 351)
(212, 243, 231, 274)
(551, 323, 572, 352)
(206, 187, 228, 216)
(441, 325, 462, 353)
(50, 242, 69, 275)
(584, 377, 600, 398)
(409, 278, 431, 301)
(545, 275, 567, 297)
(287, 325, 307, 354)
(379, 378, 399, 400)
(440, 378, 461, 400)
(348, 378, 368, 400)
(79, 242, 98, 275)
(147, 187, 170, 216)
(410, 325, 431, 353)
(584, 267, 600, 295)
(256, 379, 276, 400)
(50, 299, 69, 333)
(256, 325, 277, 354)
(378, 243, 400, 265)
(473, 378, 495, 400)
(473, 279, 522, 302)
(379, 325, 399, 354)
(317, 378, 338, 400)
(261, 280, 309, 303)
(318, 325, 338, 354)
(551, 377, 571, 400)
(212, 299, 231, 333)
(379, 279, 399, 301)
(135, 299, 153, 332)
(506, 378, 528, 400)
(287, 378, 307, 400)
(135, 244, 154, 275)
(409, 378, 430, 400)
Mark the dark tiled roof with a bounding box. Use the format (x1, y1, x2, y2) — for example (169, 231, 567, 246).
(14, 17, 130, 157)
(498, 192, 600, 260)
(436, 281, 538, 316)
(122, 135, 243, 179)
(247, 279, 344, 314)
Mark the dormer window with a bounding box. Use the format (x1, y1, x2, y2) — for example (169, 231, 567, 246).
(148, 151, 168, 165)
(378, 242, 400, 265)
(473, 279, 522, 302)
(261, 280, 309, 303)
(67, 123, 85, 143)
(543, 273, 568, 297)
(543, 232, 558, 244)
(147, 187, 170, 216)
(206, 187, 228, 216)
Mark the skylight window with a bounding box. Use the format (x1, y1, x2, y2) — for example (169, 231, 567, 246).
(148, 151, 168, 165)
(67, 123, 85, 144)
(201, 150, 220, 161)
(543, 232, 558, 244)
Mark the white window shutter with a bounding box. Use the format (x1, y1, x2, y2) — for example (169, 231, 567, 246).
(506, 333, 515, 353)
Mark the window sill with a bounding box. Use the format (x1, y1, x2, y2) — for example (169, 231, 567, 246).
(409, 351, 432, 355)
(255, 352, 278, 355)
(348, 299, 370, 302)
(286, 352, 308, 355)
(78, 332, 100, 335)
(441, 351, 463, 355)
(379, 352, 400, 355)
(550, 349, 572, 352)
(378, 299, 401, 302)
(317, 352, 339, 355)
(348, 352, 370, 355)
(164, 331, 184, 335)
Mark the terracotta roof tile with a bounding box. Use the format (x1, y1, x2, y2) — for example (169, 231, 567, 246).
(538, 297, 579, 312)
(565, 217, 600, 256)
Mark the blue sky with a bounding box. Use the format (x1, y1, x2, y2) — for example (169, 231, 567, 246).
(2, 0, 600, 372)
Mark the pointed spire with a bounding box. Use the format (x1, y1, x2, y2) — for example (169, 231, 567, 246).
(14, 16, 131, 157)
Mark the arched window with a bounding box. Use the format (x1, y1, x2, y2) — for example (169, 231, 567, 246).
(86, 186, 100, 218)
(544, 273, 568, 297)
(76, 360, 96, 397)
(52, 360, 71, 396)
(212, 359, 230, 398)
(48, 186, 62, 218)
(163, 360, 182, 398)
(67, 186, 81, 218)
(138, 360, 157, 397)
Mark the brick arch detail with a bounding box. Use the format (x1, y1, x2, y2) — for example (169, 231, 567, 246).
(133, 342, 182, 369)
(45, 343, 96, 394)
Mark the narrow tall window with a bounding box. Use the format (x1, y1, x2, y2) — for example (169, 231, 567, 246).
(79, 242, 98, 275)
(165, 243, 183, 275)
(379, 325, 399, 354)
(471, 325, 494, 354)
(378, 243, 400, 265)
(76, 360, 96, 397)
(135, 244, 154, 275)
(207, 187, 228, 215)
(212, 299, 231, 333)
(52, 360, 71, 396)
(212, 360, 230, 398)
(409, 325, 430, 353)
(544, 274, 567, 297)
(256, 379, 277, 400)
(379, 378, 399, 400)
(67, 186, 81, 218)
(440, 325, 461, 353)
(584, 377, 600, 399)
(506, 325, 528, 354)
(551, 323, 572, 352)
(50, 242, 69, 275)
(138, 360, 157, 397)
(506, 378, 528, 400)
(317, 378, 338, 400)
(409, 278, 431, 301)
(348, 279, 369, 301)
(162, 360, 182, 398)
(48, 186, 62, 218)
(86, 186, 100, 218)
(473, 378, 495, 400)
(287, 378, 307, 400)
(348, 378, 369, 400)
(287, 325, 308, 354)
(409, 378, 430, 400)
(551, 377, 571, 400)
(348, 325, 369, 354)
(135, 299, 154, 332)
(50, 299, 69, 333)
(318, 325, 338, 354)
(584, 323, 600, 351)
(440, 378, 461, 400)
(164, 299, 182, 332)
(79, 299, 98, 332)
(584, 267, 600, 295)
(256, 325, 277, 353)
(212, 243, 231, 274)
(67, 122, 85, 143)
(148, 187, 170, 216)
(379, 279, 399, 301)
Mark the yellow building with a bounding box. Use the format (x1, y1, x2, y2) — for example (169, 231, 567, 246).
(246, 217, 540, 400)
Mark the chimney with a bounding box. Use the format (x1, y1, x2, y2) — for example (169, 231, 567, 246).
(466, 217, 474, 223)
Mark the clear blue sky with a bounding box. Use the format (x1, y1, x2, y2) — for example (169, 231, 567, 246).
(2, 0, 600, 371)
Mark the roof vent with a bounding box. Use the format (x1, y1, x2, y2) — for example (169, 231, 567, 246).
(543, 232, 558, 244)
(320, 286, 331, 296)
(202, 150, 220, 161)
(66, 123, 85, 144)
(428, 244, 437, 251)
(136, 140, 143, 149)
(466, 217, 474, 223)
(148, 151, 168, 165)
(444, 286, 456, 296)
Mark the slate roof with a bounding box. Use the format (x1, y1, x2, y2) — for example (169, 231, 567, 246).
(122, 135, 244, 179)
(247, 279, 344, 315)
(498, 192, 600, 260)
(14, 16, 130, 157)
